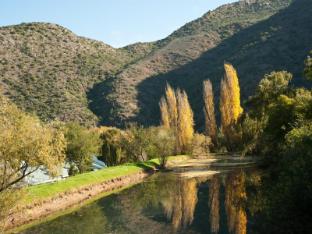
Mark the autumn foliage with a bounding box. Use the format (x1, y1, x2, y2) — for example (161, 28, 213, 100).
(203, 80, 217, 145)
(177, 89, 195, 153)
(159, 84, 194, 154)
(220, 63, 243, 147)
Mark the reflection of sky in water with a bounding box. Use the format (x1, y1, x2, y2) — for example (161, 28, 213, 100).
(22, 168, 260, 234)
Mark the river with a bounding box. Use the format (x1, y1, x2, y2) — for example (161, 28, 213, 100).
(22, 159, 275, 234)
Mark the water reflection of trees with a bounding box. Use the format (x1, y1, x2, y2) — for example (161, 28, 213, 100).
(162, 178, 198, 232)
(225, 170, 247, 234)
(23, 169, 261, 234)
(207, 170, 247, 234)
(157, 170, 248, 234)
(209, 176, 220, 234)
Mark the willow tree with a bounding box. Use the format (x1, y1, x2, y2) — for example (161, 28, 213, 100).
(0, 96, 66, 196)
(0, 95, 66, 193)
(177, 89, 194, 153)
(203, 80, 217, 145)
(220, 63, 243, 146)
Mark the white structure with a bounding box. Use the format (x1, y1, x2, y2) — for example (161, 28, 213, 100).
(24, 156, 106, 185)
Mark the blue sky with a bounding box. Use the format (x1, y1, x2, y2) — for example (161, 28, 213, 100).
(1, 0, 235, 48)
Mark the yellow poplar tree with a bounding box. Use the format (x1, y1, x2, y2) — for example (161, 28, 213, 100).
(220, 63, 243, 145)
(220, 78, 233, 131)
(177, 89, 194, 153)
(223, 63, 243, 121)
(165, 84, 178, 131)
(159, 84, 194, 154)
(203, 80, 217, 145)
(159, 97, 170, 128)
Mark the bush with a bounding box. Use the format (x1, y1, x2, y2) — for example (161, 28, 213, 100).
(191, 134, 211, 157)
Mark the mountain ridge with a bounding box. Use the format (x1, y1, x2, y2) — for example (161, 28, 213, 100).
(1, 0, 311, 129)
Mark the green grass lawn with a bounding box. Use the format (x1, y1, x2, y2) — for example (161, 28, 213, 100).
(24, 156, 188, 205)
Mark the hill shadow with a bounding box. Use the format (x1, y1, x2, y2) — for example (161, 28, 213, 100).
(87, 75, 128, 127)
(135, 0, 312, 130)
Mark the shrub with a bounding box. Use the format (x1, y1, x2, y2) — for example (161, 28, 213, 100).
(191, 133, 211, 157)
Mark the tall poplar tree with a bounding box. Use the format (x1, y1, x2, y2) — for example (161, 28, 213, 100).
(177, 89, 194, 153)
(159, 97, 170, 128)
(203, 80, 217, 145)
(220, 63, 243, 145)
(165, 84, 178, 131)
(159, 84, 194, 154)
(224, 63, 243, 121)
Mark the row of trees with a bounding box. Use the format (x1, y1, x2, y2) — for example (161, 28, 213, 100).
(0, 97, 178, 226)
(159, 62, 244, 154)
(98, 125, 175, 168)
(203, 63, 244, 152)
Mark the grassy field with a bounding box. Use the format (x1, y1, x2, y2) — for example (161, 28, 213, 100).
(24, 156, 188, 205)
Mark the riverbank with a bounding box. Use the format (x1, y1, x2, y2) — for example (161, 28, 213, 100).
(5, 156, 189, 233)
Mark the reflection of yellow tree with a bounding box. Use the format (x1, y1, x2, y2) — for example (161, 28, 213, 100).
(209, 176, 220, 234)
(225, 170, 247, 234)
(162, 178, 198, 232)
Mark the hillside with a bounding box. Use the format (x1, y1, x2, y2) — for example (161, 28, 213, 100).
(1, 0, 312, 129)
(0, 23, 154, 125)
(96, 0, 295, 127)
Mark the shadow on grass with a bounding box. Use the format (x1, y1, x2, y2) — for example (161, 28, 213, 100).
(135, 161, 160, 172)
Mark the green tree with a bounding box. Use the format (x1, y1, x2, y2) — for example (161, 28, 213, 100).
(304, 52, 312, 81)
(65, 122, 101, 174)
(99, 127, 126, 166)
(0, 96, 66, 192)
(146, 127, 175, 168)
(121, 124, 152, 162)
(247, 71, 292, 119)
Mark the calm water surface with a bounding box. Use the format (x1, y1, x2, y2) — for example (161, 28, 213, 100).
(22, 166, 266, 234)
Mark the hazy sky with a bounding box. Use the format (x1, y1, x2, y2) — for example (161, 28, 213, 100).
(1, 0, 235, 48)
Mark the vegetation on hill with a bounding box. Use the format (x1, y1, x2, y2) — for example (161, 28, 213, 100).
(0, 23, 154, 126)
